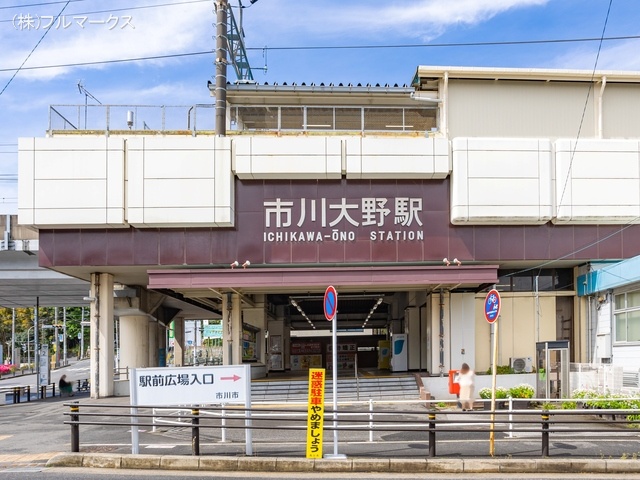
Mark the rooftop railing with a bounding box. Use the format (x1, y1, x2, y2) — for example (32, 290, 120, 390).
(48, 104, 215, 134)
(48, 104, 438, 135)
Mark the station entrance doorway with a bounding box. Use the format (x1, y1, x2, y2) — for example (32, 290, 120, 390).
(149, 264, 499, 379)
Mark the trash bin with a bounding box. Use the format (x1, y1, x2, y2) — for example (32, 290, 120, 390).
(448, 369, 460, 395)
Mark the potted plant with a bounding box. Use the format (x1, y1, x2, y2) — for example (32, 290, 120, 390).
(479, 386, 509, 409)
(509, 383, 535, 408)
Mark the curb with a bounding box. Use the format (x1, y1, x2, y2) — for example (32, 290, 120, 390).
(46, 453, 640, 473)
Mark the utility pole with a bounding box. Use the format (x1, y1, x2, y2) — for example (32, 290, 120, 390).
(215, 0, 229, 136)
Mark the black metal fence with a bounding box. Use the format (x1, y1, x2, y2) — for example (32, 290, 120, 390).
(63, 402, 640, 458)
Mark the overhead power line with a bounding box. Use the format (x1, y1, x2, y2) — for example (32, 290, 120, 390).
(0, 0, 86, 10)
(1, 34, 640, 74)
(0, 0, 71, 96)
(246, 35, 640, 51)
(0, 0, 210, 23)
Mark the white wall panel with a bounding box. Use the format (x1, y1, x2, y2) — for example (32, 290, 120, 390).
(17, 138, 35, 224)
(126, 137, 145, 225)
(144, 179, 215, 207)
(355, 137, 450, 179)
(18, 136, 126, 228)
(450, 293, 475, 372)
(35, 208, 107, 225)
(234, 136, 342, 179)
(344, 137, 363, 179)
(126, 136, 234, 227)
(554, 139, 640, 223)
(214, 137, 234, 216)
(451, 137, 553, 224)
(35, 179, 106, 208)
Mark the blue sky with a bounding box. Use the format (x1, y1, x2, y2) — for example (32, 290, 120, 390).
(1, 0, 639, 214)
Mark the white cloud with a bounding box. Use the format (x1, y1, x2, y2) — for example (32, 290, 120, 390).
(550, 39, 640, 71)
(0, 1, 214, 81)
(246, 0, 549, 42)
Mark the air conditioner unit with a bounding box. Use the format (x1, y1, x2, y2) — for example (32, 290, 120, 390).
(510, 356, 533, 373)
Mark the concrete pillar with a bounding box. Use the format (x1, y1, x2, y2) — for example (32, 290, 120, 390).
(173, 317, 185, 366)
(148, 320, 159, 367)
(222, 293, 242, 365)
(222, 295, 230, 365)
(158, 323, 167, 367)
(119, 315, 150, 369)
(89, 272, 115, 399)
(231, 294, 242, 365)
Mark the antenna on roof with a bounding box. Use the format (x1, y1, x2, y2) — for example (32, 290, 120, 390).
(77, 81, 102, 129)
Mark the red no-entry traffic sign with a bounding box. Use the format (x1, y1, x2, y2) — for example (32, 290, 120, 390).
(324, 285, 338, 321)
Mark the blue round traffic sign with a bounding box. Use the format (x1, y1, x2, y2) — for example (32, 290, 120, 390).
(324, 285, 338, 321)
(484, 289, 501, 324)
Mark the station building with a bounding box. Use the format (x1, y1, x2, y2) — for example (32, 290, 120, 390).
(18, 65, 640, 397)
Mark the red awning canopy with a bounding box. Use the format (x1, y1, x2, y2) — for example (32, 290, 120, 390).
(148, 264, 499, 295)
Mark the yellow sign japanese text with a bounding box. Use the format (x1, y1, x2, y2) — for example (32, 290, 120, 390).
(306, 368, 325, 458)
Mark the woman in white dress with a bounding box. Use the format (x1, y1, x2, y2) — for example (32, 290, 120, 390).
(457, 363, 475, 411)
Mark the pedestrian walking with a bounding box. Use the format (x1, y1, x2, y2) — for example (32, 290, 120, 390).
(59, 374, 74, 397)
(458, 363, 475, 410)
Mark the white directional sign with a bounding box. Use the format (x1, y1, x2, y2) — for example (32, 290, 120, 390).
(131, 364, 251, 406)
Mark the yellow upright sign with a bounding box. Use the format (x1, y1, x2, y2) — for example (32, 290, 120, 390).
(306, 368, 326, 458)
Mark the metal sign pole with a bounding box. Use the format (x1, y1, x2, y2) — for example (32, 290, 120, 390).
(130, 368, 139, 455)
(490, 319, 498, 456)
(331, 312, 339, 456)
(323, 285, 345, 459)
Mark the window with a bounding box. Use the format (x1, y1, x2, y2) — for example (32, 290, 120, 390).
(497, 269, 573, 292)
(231, 105, 436, 132)
(614, 291, 640, 343)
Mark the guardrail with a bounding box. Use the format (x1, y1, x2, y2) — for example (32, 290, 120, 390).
(2, 378, 91, 405)
(0, 384, 31, 404)
(63, 398, 640, 458)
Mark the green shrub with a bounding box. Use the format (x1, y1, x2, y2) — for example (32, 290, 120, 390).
(509, 383, 535, 399)
(485, 365, 514, 375)
(496, 387, 509, 399)
(479, 387, 491, 399)
(479, 386, 509, 399)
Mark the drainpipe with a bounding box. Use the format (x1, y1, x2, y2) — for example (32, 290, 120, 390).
(441, 72, 449, 137)
(214, 0, 229, 136)
(597, 76, 607, 139)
